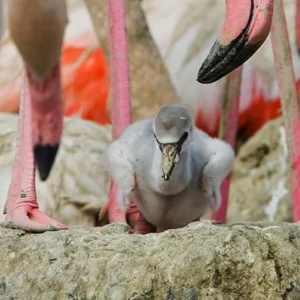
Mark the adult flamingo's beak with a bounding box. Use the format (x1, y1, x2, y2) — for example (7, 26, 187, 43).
(197, 0, 274, 83)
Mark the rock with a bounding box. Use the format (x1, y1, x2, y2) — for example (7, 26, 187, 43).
(0, 222, 300, 299)
(0, 113, 111, 227)
(228, 117, 292, 223)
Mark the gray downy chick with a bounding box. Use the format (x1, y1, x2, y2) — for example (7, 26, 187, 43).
(104, 104, 235, 231)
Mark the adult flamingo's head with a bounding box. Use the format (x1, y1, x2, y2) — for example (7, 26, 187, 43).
(197, 0, 274, 84)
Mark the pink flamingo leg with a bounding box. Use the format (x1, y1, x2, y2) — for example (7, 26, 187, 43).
(100, 0, 145, 230)
(271, 0, 300, 222)
(107, 0, 131, 140)
(133, 213, 156, 234)
(99, 182, 127, 223)
(4, 74, 67, 232)
(211, 67, 242, 223)
(28, 64, 63, 181)
(99, 0, 129, 224)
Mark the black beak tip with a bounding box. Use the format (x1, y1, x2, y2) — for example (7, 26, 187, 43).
(196, 40, 263, 84)
(34, 144, 59, 181)
(197, 68, 215, 84)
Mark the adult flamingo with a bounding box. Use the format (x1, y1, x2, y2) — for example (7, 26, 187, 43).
(198, 0, 300, 223)
(2, 0, 134, 231)
(2, 0, 68, 231)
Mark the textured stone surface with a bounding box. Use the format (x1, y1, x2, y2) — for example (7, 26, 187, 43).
(228, 117, 292, 223)
(0, 222, 300, 300)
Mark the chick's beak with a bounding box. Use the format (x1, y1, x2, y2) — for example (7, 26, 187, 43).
(161, 144, 180, 181)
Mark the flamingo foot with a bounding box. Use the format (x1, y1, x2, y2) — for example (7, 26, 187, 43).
(5, 202, 67, 232)
(99, 182, 154, 234)
(99, 181, 127, 224)
(133, 212, 155, 234)
(99, 198, 127, 224)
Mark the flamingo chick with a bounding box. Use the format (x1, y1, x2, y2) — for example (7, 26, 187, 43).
(104, 104, 235, 233)
(3, 0, 68, 231)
